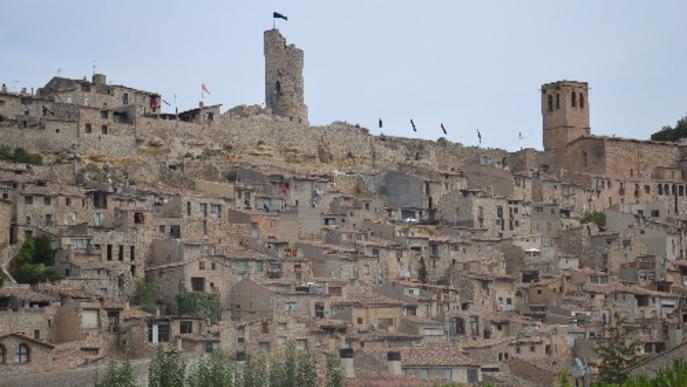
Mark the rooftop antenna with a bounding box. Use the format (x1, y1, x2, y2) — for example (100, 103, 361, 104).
(91, 60, 96, 76)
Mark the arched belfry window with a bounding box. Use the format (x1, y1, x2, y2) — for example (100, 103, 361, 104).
(556, 93, 560, 109)
(582, 150, 588, 167)
(547, 95, 553, 112)
(580, 93, 585, 108)
(571, 92, 577, 107)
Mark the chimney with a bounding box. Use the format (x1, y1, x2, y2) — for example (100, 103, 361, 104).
(387, 351, 402, 375)
(176, 336, 182, 351)
(199, 101, 204, 109)
(339, 348, 354, 378)
(124, 301, 130, 310)
(92, 73, 106, 86)
(20, 87, 27, 95)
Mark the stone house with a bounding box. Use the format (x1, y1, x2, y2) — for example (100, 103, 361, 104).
(330, 292, 404, 334)
(38, 74, 160, 116)
(0, 333, 54, 375)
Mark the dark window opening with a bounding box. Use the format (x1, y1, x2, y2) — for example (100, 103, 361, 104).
(180, 320, 193, 334)
(580, 93, 585, 108)
(571, 92, 577, 107)
(547, 95, 553, 112)
(556, 93, 560, 109)
(101, 125, 108, 135)
(276, 81, 281, 94)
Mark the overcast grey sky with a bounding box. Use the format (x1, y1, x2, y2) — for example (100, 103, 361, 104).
(2, 1, 686, 150)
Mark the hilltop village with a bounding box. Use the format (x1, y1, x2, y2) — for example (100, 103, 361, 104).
(1, 29, 687, 386)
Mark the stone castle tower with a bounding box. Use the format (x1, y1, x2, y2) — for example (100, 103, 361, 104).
(264, 29, 308, 125)
(541, 80, 590, 169)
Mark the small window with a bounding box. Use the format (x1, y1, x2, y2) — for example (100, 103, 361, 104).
(180, 320, 193, 334)
(556, 93, 560, 109)
(101, 125, 108, 135)
(580, 93, 585, 108)
(258, 342, 270, 353)
(571, 92, 577, 107)
(100, 111, 108, 119)
(547, 95, 553, 112)
(0, 344, 5, 364)
(44, 197, 51, 205)
(16, 344, 29, 363)
(24, 196, 33, 205)
(85, 123, 92, 133)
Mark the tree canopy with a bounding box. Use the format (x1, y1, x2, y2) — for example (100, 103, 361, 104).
(650, 115, 687, 142)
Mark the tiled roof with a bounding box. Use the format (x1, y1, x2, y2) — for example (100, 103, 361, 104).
(362, 346, 480, 367)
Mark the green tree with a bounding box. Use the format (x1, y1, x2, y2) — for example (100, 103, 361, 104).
(132, 279, 157, 314)
(581, 211, 607, 229)
(558, 368, 574, 387)
(148, 346, 185, 387)
(325, 354, 345, 387)
(595, 315, 641, 386)
(267, 342, 318, 387)
(187, 351, 234, 387)
(651, 115, 687, 142)
(418, 256, 429, 284)
(95, 358, 138, 387)
(176, 283, 223, 323)
(12, 237, 63, 285)
(242, 354, 268, 387)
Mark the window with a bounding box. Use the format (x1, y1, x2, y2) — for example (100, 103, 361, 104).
(258, 342, 271, 353)
(469, 316, 479, 335)
(101, 125, 108, 134)
(43, 197, 51, 205)
(204, 342, 215, 353)
(262, 321, 270, 334)
(107, 244, 113, 261)
(186, 202, 191, 216)
(556, 93, 560, 109)
(123, 93, 129, 105)
(180, 320, 193, 334)
(530, 346, 536, 352)
(130, 246, 135, 261)
(582, 150, 588, 167)
(159, 225, 165, 233)
(94, 212, 103, 227)
(580, 93, 585, 108)
(85, 123, 92, 133)
(158, 322, 170, 342)
(211, 262, 216, 270)
(15, 344, 29, 364)
(443, 369, 453, 380)
(170, 225, 181, 239)
(651, 210, 660, 217)
(357, 317, 364, 324)
(0, 344, 4, 364)
(118, 245, 124, 261)
(467, 368, 479, 383)
(100, 111, 108, 119)
(199, 261, 206, 270)
(547, 95, 553, 112)
(285, 302, 298, 312)
(34, 329, 40, 339)
(255, 261, 264, 272)
(571, 92, 577, 107)
(24, 196, 33, 205)
(191, 277, 205, 292)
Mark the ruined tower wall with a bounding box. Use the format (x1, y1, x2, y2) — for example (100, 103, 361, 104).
(264, 29, 308, 125)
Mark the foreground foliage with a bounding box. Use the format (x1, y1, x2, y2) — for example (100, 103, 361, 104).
(96, 358, 138, 387)
(594, 359, 687, 386)
(12, 236, 63, 284)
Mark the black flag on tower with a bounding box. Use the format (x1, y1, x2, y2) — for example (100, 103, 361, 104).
(273, 12, 288, 20)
